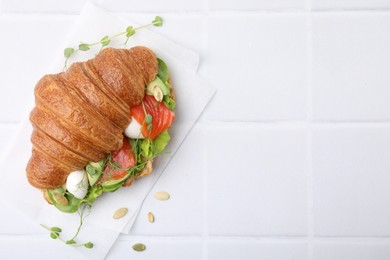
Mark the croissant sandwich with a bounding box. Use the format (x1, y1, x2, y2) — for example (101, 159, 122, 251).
(26, 46, 176, 213)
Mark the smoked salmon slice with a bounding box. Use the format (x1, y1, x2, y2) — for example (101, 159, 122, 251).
(130, 94, 175, 140)
(100, 137, 136, 183)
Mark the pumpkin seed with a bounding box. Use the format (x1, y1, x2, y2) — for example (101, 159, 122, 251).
(132, 243, 146, 252)
(154, 191, 170, 201)
(148, 212, 155, 223)
(153, 85, 163, 102)
(53, 193, 68, 206)
(113, 207, 128, 219)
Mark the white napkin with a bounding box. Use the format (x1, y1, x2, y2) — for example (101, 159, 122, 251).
(0, 2, 215, 259)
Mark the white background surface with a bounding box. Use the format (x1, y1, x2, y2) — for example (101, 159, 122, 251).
(0, 0, 390, 259)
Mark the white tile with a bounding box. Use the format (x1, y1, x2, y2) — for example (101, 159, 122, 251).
(210, 0, 305, 10)
(0, 123, 43, 236)
(312, 0, 390, 10)
(314, 241, 390, 260)
(130, 125, 205, 235)
(0, 200, 44, 235)
(97, 0, 202, 12)
(0, 127, 37, 235)
(1, 0, 95, 13)
(312, 14, 390, 121)
(203, 15, 307, 121)
(312, 127, 390, 236)
(207, 125, 308, 236)
(0, 235, 88, 259)
(208, 240, 308, 260)
(0, 124, 19, 159)
(108, 237, 202, 260)
(0, 16, 75, 122)
(0, 14, 72, 235)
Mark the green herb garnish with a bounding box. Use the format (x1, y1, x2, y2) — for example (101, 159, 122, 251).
(40, 203, 93, 249)
(141, 100, 153, 133)
(63, 16, 163, 70)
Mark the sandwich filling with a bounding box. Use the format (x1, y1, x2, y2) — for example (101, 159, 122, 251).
(46, 58, 175, 213)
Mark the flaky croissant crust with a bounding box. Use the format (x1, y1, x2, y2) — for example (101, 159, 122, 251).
(26, 46, 158, 190)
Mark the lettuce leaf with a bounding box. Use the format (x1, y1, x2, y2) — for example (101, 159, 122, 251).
(153, 130, 171, 155)
(158, 57, 175, 111)
(157, 58, 169, 82)
(140, 139, 153, 159)
(132, 130, 171, 163)
(82, 186, 103, 204)
(163, 95, 176, 111)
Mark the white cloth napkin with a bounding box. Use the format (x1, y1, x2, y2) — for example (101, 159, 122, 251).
(0, 2, 215, 259)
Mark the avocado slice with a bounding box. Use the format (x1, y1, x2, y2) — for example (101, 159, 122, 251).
(101, 171, 133, 190)
(146, 77, 170, 96)
(87, 172, 101, 187)
(102, 181, 125, 192)
(47, 190, 81, 213)
(90, 161, 103, 168)
(86, 161, 104, 186)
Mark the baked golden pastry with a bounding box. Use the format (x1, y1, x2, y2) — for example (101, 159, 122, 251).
(27, 47, 158, 190)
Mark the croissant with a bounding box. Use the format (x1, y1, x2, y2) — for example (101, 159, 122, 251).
(26, 46, 159, 190)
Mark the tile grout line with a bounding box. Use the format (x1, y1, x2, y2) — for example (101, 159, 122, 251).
(198, 121, 390, 128)
(306, 0, 314, 258)
(199, 117, 390, 126)
(0, 121, 21, 125)
(201, 2, 209, 260)
(6, 120, 390, 126)
(4, 120, 390, 128)
(4, 233, 390, 240)
(202, 129, 210, 260)
(3, 9, 390, 16)
(202, 127, 209, 260)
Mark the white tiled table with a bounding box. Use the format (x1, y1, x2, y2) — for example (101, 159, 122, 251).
(1, 1, 390, 259)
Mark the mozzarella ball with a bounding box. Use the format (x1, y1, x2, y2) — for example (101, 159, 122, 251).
(124, 117, 144, 139)
(66, 170, 89, 199)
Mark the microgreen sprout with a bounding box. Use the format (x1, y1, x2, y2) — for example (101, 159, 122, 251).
(141, 100, 153, 132)
(40, 203, 93, 249)
(145, 114, 153, 131)
(106, 149, 154, 178)
(63, 16, 163, 70)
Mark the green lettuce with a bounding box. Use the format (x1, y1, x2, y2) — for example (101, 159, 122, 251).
(157, 58, 169, 82)
(82, 186, 103, 204)
(153, 130, 171, 155)
(140, 139, 153, 159)
(163, 95, 176, 111)
(134, 130, 171, 162)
